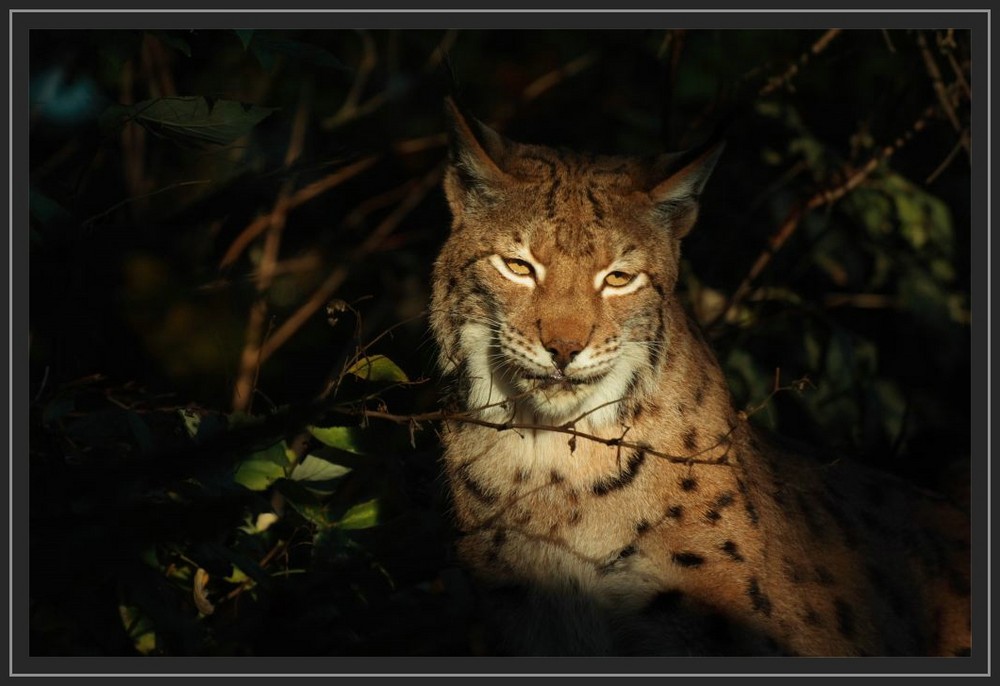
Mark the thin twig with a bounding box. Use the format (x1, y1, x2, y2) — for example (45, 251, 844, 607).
(362, 407, 730, 466)
(916, 31, 968, 155)
(83, 180, 212, 227)
(322, 30, 378, 130)
(759, 29, 842, 97)
(926, 130, 970, 185)
(880, 29, 897, 54)
(520, 51, 599, 103)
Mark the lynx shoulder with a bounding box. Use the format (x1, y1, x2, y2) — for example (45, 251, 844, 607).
(428, 99, 970, 657)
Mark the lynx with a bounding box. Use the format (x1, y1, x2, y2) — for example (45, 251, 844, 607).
(428, 98, 971, 656)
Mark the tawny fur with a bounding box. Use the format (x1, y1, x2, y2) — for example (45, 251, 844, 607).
(428, 99, 970, 657)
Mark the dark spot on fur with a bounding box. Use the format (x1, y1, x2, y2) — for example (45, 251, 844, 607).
(747, 577, 773, 616)
(599, 545, 638, 576)
(592, 449, 646, 496)
(704, 492, 736, 525)
(804, 606, 823, 626)
(783, 557, 805, 584)
(714, 492, 736, 508)
(514, 468, 531, 484)
(585, 186, 606, 223)
(834, 598, 856, 638)
(866, 563, 910, 619)
(666, 505, 684, 519)
(680, 477, 698, 492)
(458, 466, 498, 505)
(683, 427, 699, 452)
(672, 551, 705, 568)
(636, 519, 651, 534)
(491, 529, 506, 547)
(819, 494, 861, 550)
(814, 565, 835, 586)
(446, 275, 458, 292)
(694, 381, 707, 407)
(568, 509, 582, 526)
(744, 499, 760, 527)
(545, 176, 562, 219)
(550, 470, 565, 484)
(796, 492, 827, 539)
(721, 540, 744, 562)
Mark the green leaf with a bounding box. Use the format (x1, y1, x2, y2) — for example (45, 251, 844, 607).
(234, 30, 254, 50)
(102, 96, 276, 147)
(291, 455, 352, 482)
(234, 460, 285, 491)
(286, 497, 334, 528)
(345, 354, 409, 383)
(308, 425, 367, 454)
(118, 604, 157, 655)
(234, 443, 287, 491)
(339, 498, 380, 530)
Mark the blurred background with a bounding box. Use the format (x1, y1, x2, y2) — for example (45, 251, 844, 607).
(28, 28, 972, 656)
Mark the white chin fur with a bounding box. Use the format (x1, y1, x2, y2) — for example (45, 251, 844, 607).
(459, 323, 645, 428)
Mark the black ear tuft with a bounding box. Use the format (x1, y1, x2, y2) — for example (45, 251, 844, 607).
(648, 140, 725, 239)
(442, 97, 513, 215)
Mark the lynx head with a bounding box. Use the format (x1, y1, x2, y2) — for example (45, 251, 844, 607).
(430, 98, 722, 426)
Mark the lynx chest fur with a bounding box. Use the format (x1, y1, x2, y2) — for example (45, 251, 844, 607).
(428, 100, 970, 657)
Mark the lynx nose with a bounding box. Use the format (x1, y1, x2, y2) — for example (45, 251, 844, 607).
(544, 339, 583, 371)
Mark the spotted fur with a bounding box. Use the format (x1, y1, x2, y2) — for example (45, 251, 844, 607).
(429, 99, 971, 657)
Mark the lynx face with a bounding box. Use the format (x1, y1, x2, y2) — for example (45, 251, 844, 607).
(431, 100, 722, 426)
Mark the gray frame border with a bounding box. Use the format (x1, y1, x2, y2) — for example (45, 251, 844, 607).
(10, 6, 991, 679)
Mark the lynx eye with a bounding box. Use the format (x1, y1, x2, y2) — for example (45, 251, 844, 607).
(604, 271, 634, 288)
(504, 258, 535, 277)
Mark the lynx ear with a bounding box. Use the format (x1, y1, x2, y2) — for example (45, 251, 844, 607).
(648, 141, 724, 239)
(443, 97, 514, 215)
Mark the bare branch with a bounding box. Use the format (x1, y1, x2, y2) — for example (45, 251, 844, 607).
(759, 29, 842, 97)
(916, 31, 968, 156)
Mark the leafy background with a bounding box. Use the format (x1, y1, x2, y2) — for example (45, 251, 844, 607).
(28, 28, 971, 656)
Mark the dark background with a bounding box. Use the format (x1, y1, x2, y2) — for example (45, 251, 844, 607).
(28, 29, 972, 656)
